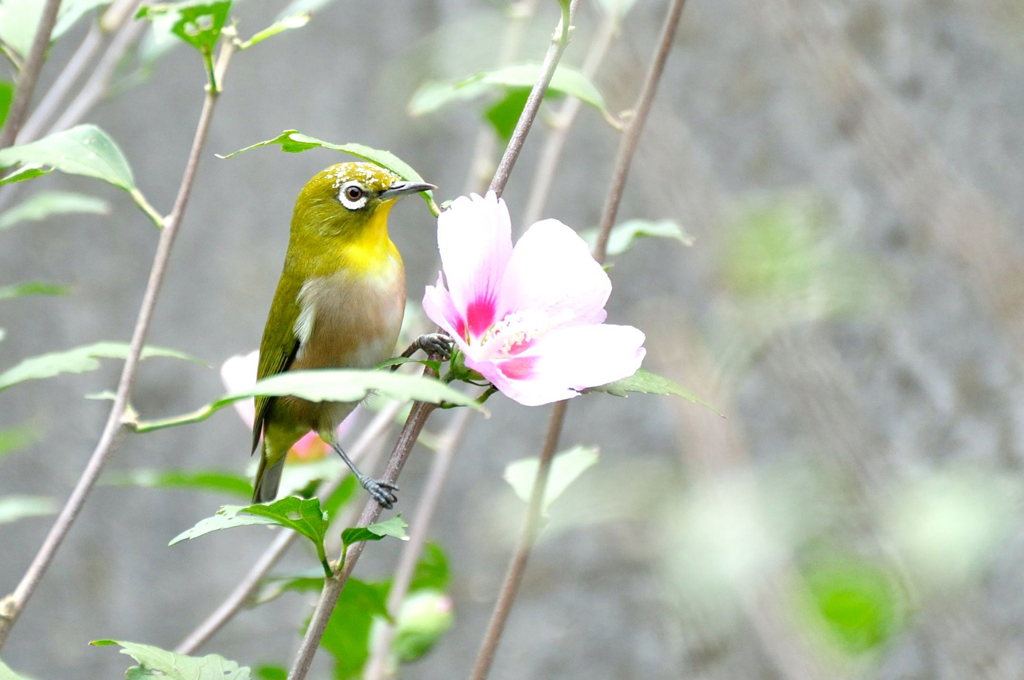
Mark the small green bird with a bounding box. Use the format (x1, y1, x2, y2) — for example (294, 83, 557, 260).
(251, 162, 435, 507)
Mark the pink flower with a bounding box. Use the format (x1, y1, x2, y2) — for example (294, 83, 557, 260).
(422, 192, 646, 406)
(220, 351, 352, 461)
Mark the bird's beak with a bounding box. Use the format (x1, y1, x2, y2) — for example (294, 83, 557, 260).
(380, 180, 437, 201)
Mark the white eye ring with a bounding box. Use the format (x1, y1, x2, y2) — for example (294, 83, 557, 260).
(339, 182, 368, 210)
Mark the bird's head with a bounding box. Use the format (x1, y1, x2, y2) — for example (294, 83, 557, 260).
(292, 162, 435, 241)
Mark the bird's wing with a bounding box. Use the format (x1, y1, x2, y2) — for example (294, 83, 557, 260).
(251, 274, 303, 453)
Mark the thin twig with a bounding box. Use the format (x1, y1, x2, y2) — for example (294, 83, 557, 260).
(468, 1, 689, 676)
(363, 407, 475, 679)
(488, 0, 581, 196)
(0, 0, 63, 149)
(469, 401, 566, 680)
(0, 41, 236, 651)
(174, 403, 400, 654)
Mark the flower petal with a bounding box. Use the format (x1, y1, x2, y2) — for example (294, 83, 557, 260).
(422, 275, 473, 356)
(499, 219, 611, 329)
(469, 323, 646, 406)
(220, 351, 259, 426)
(436, 192, 513, 338)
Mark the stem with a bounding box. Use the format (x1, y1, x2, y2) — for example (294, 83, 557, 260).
(468, 0, 689, 676)
(287, 402, 437, 680)
(488, 0, 580, 196)
(0, 41, 235, 651)
(0, 0, 63, 149)
(363, 407, 475, 679)
(173, 403, 400, 655)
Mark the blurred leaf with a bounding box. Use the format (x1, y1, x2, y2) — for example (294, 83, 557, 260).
(103, 468, 252, 498)
(134, 369, 482, 433)
(0, 657, 30, 680)
(323, 473, 359, 518)
(802, 556, 903, 655)
(168, 504, 281, 543)
(0, 0, 110, 58)
(0, 124, 135, 190)
(341, 515, 408, 547)
(0, 80, 12, 128)
(237, 12, 309, 50)
(410, 542, 449, 592)
(218, 130, 436, 212)
(0, 190, 109, 230)
(587, 368, 720, 414)
(595, 0, 638, 18)
(0, 424, 36, 460)
(388, 590, 453, 663)
(256, 568, 324, 604)
(0, 282, 70, 300)
(581, 219, 695, 257)
(0, 495, 56, 524)
(483, 88, 530, 142)
(253, 666, 286, 680)
(320, 578, 390, 679)
(0, 164, 53, 186)
(136, 1, 231, 53)
(504, 445, 599, 514)
(91, 639, 250, 679)
(409, 63, 607, 116)
(0, 342, 202, 392)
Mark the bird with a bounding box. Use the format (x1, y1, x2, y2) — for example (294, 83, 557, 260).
(251, 162, 435, 507)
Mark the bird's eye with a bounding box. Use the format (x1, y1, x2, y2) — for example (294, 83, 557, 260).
(338, 182, 368, 210)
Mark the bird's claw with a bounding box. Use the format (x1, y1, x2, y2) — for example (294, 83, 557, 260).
(360, 476, 399, 509)
(417, 332, 453, 360)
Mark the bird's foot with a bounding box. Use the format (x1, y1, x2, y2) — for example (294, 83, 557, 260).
(358, 474, 399, 509)
(415, 332, 453, 360)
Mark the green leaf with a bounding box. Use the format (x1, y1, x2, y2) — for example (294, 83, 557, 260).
(0, 424, 36, 460)
(389, 590, 454, 664)
(320, 579, 390, 679)
(0, 495, 56, 524)
(0, 0, 111, 58)
(217, 130, 437, 212)
(137, 1, 231, 54)
(103, 469, 252, 498)
(255, 568, 324, 604)
(0, 80, 12, 129)
(51, 0, 111, 40)
(135, 369, 482, 433)
(409, 542, 449, 592)
(0, 656, 30, 680)
(91, 640, 251, 679)
(170, 496, 328, 547)
(168, 504, 279, 544)
(582, 219, 695, 257)
(587, 368, 721, 414)
(409, 63, 608, 117)
(0, 124, 135, 190)
(237, 12, 310, 49)
(503, 445, 599, 513)
(0, 190, 109, 230)
(0, 342, 202, 392)
(0, 164, 53, 186)
(341, 515, 409, 547)
(253, 665, 287, 680)
(0, 282, 70, 300)
(484, 88, 531, 142)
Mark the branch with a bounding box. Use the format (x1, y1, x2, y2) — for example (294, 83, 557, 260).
(469, 0, 690, 676)
(0, 0, 63, 149)
(0, 40, 236, 651)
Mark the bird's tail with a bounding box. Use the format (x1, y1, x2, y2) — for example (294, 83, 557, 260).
(252, 444, 285, 503)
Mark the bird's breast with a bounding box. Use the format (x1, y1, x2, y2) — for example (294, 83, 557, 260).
(291, 255, 406, 371)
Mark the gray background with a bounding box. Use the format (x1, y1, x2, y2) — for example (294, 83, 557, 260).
(2, 0, 1024, 677)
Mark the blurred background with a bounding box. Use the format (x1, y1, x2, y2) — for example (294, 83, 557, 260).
(2, 0, 1023, 677)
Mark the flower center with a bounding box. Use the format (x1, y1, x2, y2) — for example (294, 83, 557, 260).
(479, 310, 546, 356)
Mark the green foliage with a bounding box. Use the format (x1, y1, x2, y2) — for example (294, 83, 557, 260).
(0, 342, 200, 392)
(0, 164, 51, 186)
(0, 424, 35, 460)
(581, 218, 695, 257)
(320, 578, 390, 679)
(0, 656, 30, 680)
(802, 556, 904, 655)
(341, 515, 409, 547)
(388, 590, 454, 664)
(0, 0, 110, 59)
(0, 495, 56, 524)
(236, 12, 310, 50)
(0, 80, 12, 128)
(504, 445, 599, 514)
(218, 130, 438, 214)
(0, 124, 135, 191)
(0, 282, 70, 300)
(91, 639, 250, 679)
(104, 468, 252, 498)
(409, 63, 608, 118)
(253, 666, 287, 680)
(483, 89, 530, 142)
(136, 1, 231, 54)
(0, 190, 109, 230)
(409, 542, 449, 592)
(587, 368, 720, 414)
(133, 368, 482, 432)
